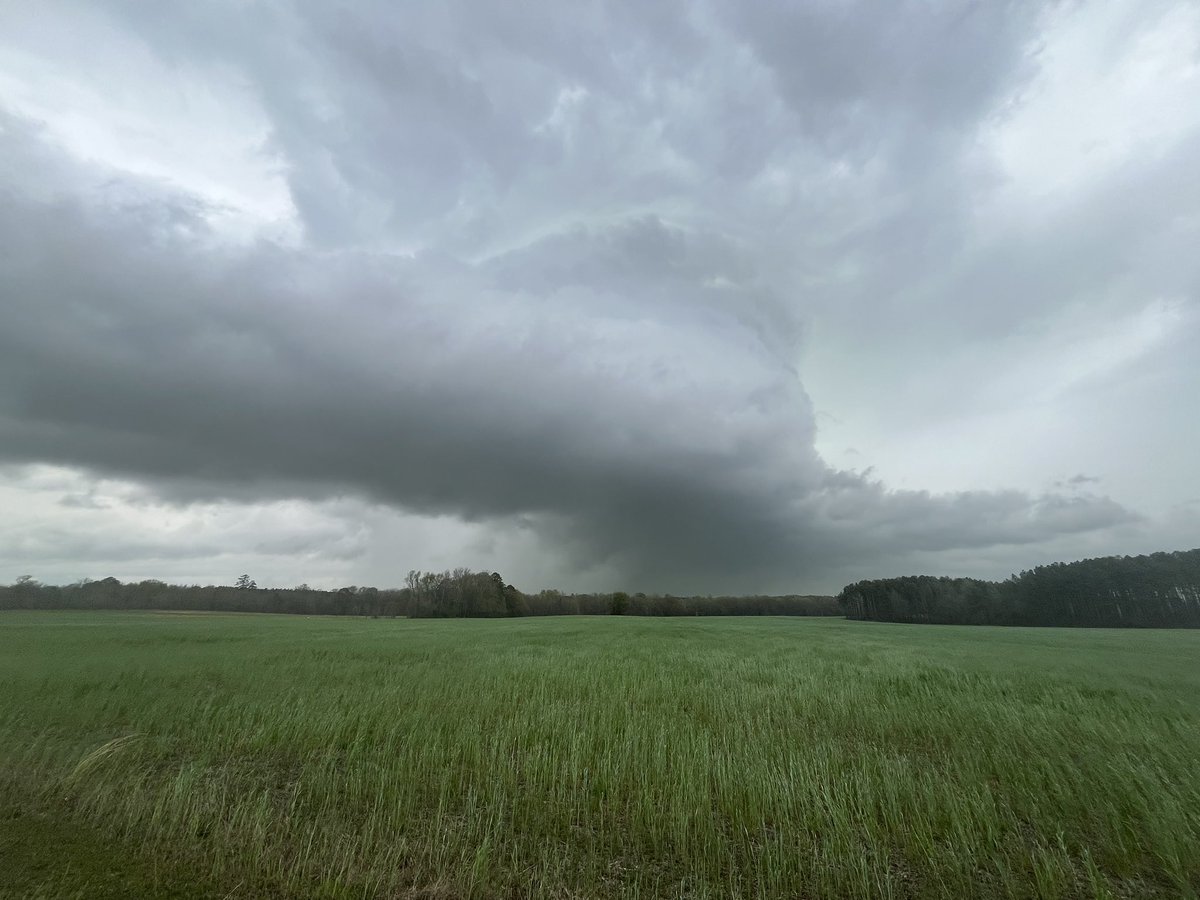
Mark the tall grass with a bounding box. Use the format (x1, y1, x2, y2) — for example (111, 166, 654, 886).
(2, 613, 1198, 898)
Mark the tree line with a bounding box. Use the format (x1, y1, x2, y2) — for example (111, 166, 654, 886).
(838, 549, 1200, 627)
(0, 569, 838, 618)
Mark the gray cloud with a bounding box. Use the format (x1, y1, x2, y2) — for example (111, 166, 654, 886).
(724, 1, 1046, 144)
(1, 0, 1193, 592)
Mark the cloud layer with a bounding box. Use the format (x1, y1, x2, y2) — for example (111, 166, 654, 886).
(1, 1, 1196, 591)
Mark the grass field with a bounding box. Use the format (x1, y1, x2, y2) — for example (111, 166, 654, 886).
(1, 613, 1198, 899)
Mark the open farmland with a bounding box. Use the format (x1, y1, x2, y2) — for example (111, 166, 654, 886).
(2, 613, 1198, 898)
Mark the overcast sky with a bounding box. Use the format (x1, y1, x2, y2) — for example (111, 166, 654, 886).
(1, 1, 1197, 594)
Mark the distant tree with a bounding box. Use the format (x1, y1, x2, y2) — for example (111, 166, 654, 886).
(503, 583, 528, 617)
(610, 591, 630, 615)
(837, 549, 1200, 627)
(654, 593, 684, 616)
(487, 572, 527, 617)
(4, 575, 41, 609)
(235, 574, 257, 590)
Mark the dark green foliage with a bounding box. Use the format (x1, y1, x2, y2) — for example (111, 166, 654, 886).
(839, 548, 1200, 627)
(609, 591, 630, 615)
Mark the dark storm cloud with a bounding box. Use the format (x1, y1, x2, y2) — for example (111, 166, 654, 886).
(0, 108, 1136, 592)
(2, 0, 1187, 591)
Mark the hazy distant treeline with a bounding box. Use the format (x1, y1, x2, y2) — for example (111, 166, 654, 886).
(0, 568, 838, 618)
(838, 549, 1200, 627)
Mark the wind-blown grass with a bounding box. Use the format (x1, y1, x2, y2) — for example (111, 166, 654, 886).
(1, 613, 1198, 898)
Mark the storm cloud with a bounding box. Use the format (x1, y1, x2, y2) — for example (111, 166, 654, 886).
(1, 1, 1195, 592)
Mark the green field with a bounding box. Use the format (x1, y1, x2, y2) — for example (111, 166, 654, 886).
(1, 613, 1198, 899)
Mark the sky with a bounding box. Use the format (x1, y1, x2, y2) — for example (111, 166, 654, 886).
(1, 0, 1197, 595)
